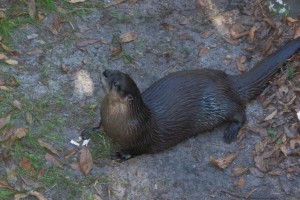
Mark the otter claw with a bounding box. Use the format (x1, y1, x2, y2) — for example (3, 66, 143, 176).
(111, 151, 132, 162)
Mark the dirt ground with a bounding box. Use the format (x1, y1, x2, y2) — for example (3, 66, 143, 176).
(1, 0, 300, 199)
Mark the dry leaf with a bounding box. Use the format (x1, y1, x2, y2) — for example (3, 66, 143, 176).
(120, 32, 138, 43)
(4, 59, 18, 65)
(232, 167, 248, 176)
(263, 17, 276, 29)
(38, 139, 60, 156)
(0, 127, 17, 142)
(197, 0, 206, 8)
(69, 162, 79, 170)
(254, 156, 268, 172)
(19, 158, 35, 174)
(14, 128, 27, 139)
(234, 177, 245, 188)
(27, 48, 43, 55)
(249, 26, 256, 43)
(14, 193, 29, 200)
(161, 22, 175, 31)
(0, 112, 11, 129)
(12, 100, 22, 110)
(198, 47, 209, 57)
(0, 53, 8, 60)
(0, 85, 12, 92)
(68, 0, 85, 3)
(268, 170, 281, 176)
(230, 23, 249, 39)
(64, 147, 79, 158)
(223, 37, 240, 45)
(45, 153, 63, 168)
(76, 39, 100, 47)
(111, 46, 122, 57)
(290, 138, 300, 150)
(279, 145, 288, 156)
(210, 152, 238, 169)
(79, 146, 93, 176)
(264, 109, 277, 121)
(28, 191, 47, 200)
(0, 179, 13, 189)
(8, 76, 19, 87)
(104, 0, 126, 8)
(93, 194, 102, 200)
(179, 17, 192, 25)
(236, 56, 247, 72)
(25, 112, 33, 125)
(294, 26, 300, 39)
(37, 11, 45, 21)
(28, 0, 36, 19)
(249, 167, 265, 178)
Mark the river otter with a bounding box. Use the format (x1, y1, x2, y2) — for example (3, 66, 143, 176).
(83, 37, 300, 161)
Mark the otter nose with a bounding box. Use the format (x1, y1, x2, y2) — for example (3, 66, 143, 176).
(103, 70, 110, 77)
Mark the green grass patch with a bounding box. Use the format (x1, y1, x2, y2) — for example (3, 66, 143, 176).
(268, 129, 278, 137)
(0, 188, 15, 200)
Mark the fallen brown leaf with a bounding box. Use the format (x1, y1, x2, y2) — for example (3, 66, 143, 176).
(249, 26, 256, 43)
(236, 56, 247, 72)
(45, 153, 63, 168)
(0, 179, 13, 189)
(25, 112, 33, 125)
(0, 85, 12, 92)
(28, 191, 47, 200)
(14, 193, 29, 200)
(104, 0, 126, 8)
(230, 23, 249, 39)
(0, 112, 11, 129)
(38, 139, 60, 156)
(279, 144, 288, 156)
(234, 177, 245, 188)
(232, 167, 248, 176)
(263, 17, 276, 29)
(264, 109, 277, 121)
(64, 147, 79, 158)
(28, 0, 36, 19)
(4, 59, 18, 66)
(179, 17, 192, 25)
(120, 32, 138, 43)
(79, 146, 93, 175)
(0, 53, 8, 60)
(12, 100, 22, 110)
(223, 37, 240, 45)
(210, 152, 238, 169)
(249, 167, 265, 178)
(37, 11, 45, 21)
(68, 0, 85, 3)
(161, 22, 175, 31)
(268, 170, 281, 176)
(27, 48, 43, 55)
(290, 138, 300, 150)
(197, 0, 206, 8)
(0, 127, 17, 142)
(19, 158, 35, 174)
(294, 26, 300, 39)
(198, 47, 209, 57)
(254, 156, 268, 172)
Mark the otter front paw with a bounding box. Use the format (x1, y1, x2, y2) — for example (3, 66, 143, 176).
(111, 151, 132, 162)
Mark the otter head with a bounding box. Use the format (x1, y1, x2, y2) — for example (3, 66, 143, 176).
(101, 69, 141, 103)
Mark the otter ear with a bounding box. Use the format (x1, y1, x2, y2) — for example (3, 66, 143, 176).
(126, 94, 133, 101)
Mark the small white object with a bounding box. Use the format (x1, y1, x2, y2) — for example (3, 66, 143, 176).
(82, 139, 91, 146)
(70, 140, 80, 146)
(297, 110, 300, 121)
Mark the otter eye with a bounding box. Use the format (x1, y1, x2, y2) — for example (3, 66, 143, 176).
(113, 82, 118, 87)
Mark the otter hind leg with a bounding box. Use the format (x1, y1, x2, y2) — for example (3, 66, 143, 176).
(223, 109, 246, 143)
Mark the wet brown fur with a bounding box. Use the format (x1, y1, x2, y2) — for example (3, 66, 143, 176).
(98, 38, 300, 158)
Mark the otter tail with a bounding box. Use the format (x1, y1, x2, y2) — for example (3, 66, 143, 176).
(231, 37, 300, 103)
